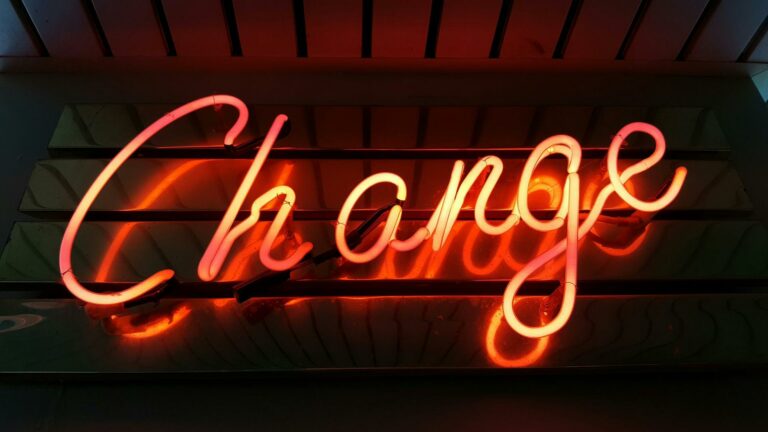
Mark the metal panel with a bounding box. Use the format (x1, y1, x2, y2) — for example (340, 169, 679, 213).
(92, 0, 166, 56)
(687, 0, 768, 61)
(564, 0, 642, 59)
(370, 107, 420, 148)
(161, 0, 230, 56)
(18, 159, 752, 214)
(437, 0, 503, 58)
(1, 295, 767, 372)
(0, 0, 38, 56)
(500, 0, 571, 59)
(233, 0, 296, 57)
(2, 220, 766, 283)
(422, 107, 478, 147)
(372, 0, 431, 57)
(625, 0, 707, 60)
(22, 0, 102, 57)
(747, 25, 768, 63)
(45, 104, 732, 151)
(303, 0, 362, 57)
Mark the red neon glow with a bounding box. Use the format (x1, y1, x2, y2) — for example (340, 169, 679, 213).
(106, 304, 191, 339)
(60, 95, 685, 340)
(485, 299, 550, 367)
(60, 95, 248, 305)
(198, 114, 312, 279)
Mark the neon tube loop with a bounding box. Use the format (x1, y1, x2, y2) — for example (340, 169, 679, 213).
(59, 91, 685, 340)
(198, 114, 313, 280)
(502, 122, 685, 338)
(59, 95, 249, 305)
(336, 173, 407, 263)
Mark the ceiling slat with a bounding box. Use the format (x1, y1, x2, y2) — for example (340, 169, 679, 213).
(422, 107, 478, 147)
(161, 0, 230, 56)
(372, 0, 431, 57)
(0, 0, 38, 56)
(624, 0, 707, 61)
(437, 0, 503, 58)
(748, 30, 768, 63)
(21, 0, 102, 57)
(92, 0, 166, 56)
(687, 0, 768, 61)
(371, 107, 420, 148)
(303, 0, 362, 57)
(233, 0, 296, 57)
(500, 0, 571, 59)
(564, 0, 642, 59)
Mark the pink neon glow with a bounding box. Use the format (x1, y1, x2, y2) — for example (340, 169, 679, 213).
(59, 95, 248, 305)
(61, 93, 684, 340)
(502, 122, 685, 338)
(485, 300, 550, 367)
(336, 173, 406, 263)
(198, 114, 313, 280)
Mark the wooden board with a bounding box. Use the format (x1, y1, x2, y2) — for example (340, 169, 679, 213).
(0, 294, 766, 371)
(233, 0, 296, 57)
(0, 0, 38, 56)
(303, 0, 361, 57)
(161, 0, 230, 56)
(2, 220, 766, 283)
(92, 0, 167, 56)
(624, 0, 707, 61)
(21, 0, 102, 57)
(687, 0, 768, 61)
(564, 0, 642, 60)
(18, 159, 752, 214)
(437, 0, 503, 58)
(500, 0, 571, 59)
(45, 104, 732, 151)
(372, 0, 431, 57)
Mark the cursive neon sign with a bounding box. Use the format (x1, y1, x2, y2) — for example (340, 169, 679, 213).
(58, 95, 687, 338)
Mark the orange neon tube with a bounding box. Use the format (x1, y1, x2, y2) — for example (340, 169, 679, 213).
(336, 173, 406, 263)
(59, 95, 248, 305)
(502, 122, 685, 338)
(198, 115, 313, 280)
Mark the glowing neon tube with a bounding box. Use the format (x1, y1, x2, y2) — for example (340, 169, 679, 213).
(59, 95, 248, 305)
(198, 115, 313, 280)
(336, 173, 406, 263)
(502, 122, 685, 338)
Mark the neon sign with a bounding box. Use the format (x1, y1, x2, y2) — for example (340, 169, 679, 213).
(58, 95, 687, 339)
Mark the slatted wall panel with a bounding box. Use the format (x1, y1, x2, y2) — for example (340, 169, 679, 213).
(2, 0, 768, 63)
(0, 0, 38, 56)
(0, 98, 766, 372)
(21, 0, 103, 56)
(91, 0, 167, 56)
(161, 0, 230, 56)
(500, 0, 571, 59)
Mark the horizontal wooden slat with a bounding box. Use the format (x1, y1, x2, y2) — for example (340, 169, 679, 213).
(1, 220, 766, 284)
(2, 294, 768, 371)
(19, 159, 750, 215)
(303, 0, 361, 57)
(0, 294, 767, 371)
(46, 105, 732, 151)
